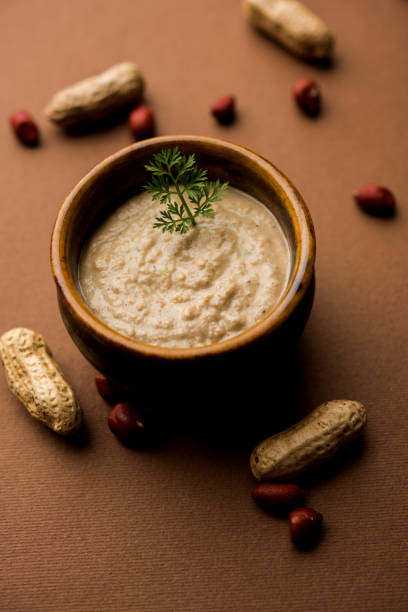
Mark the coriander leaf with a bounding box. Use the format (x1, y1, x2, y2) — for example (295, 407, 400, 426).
(144, 147, 228, 234)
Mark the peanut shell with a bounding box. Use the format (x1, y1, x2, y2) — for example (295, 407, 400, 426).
(251, 400, 367, 480)
(243, 0, 334, 60)
(0, 327, 82, 435)
(45, 62, 144, 127)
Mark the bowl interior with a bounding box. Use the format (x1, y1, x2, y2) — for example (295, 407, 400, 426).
(65, 140, 299, 284)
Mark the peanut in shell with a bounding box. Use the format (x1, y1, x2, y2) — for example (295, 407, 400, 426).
(0, 327, 82, 435)
(251, 400, 367, 480)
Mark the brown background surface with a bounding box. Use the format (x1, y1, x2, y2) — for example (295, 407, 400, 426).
(1, 1, 407, 610)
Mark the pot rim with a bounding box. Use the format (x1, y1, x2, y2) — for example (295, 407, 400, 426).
(51, 134, 316, 361)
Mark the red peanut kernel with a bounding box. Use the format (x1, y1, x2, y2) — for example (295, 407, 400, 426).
(289, 507, 323, 548)
(10, 110, 40, 146)
(252, 483, 305, 515)
(210, 94, 236, 124)
(292, 79, 321, 116)
(354, 184, 396, 217)
(128, 104, 155, 140)
(108, 402, 149, 447)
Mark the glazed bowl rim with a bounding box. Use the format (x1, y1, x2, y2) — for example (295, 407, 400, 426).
(51, 134, 316, 360)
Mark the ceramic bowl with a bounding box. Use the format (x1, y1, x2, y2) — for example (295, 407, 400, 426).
(51, 135, 315, 386)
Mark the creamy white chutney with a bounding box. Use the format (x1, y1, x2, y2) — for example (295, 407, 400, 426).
(79, 187, 290, 348)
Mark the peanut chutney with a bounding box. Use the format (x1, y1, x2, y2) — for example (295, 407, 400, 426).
(79, 187, 290, 348)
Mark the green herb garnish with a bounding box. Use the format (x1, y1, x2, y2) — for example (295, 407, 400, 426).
(144, 147, 228, 234)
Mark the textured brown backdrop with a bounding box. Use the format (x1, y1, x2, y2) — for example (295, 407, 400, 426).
(1, 1, 407, 610)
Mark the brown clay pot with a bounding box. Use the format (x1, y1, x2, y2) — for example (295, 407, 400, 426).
(51, 136, 315, 389)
